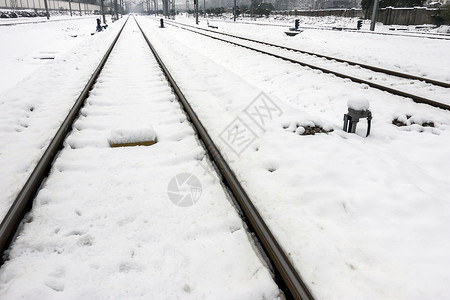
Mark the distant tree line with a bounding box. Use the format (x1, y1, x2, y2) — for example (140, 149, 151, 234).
(432, 5, 450, 25)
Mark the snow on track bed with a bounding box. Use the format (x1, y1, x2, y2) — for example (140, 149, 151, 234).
(138, 16, 450, 300)
(181, 16, 450, 83)
(0, 17, 126, 221)
(165, 19, 450, 108)
(0, 18, 279, 299)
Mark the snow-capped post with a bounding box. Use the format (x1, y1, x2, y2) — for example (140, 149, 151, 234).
(370, 0, 379, 31)
(343, 99, 372, 137)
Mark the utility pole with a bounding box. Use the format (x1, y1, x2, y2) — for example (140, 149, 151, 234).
(370, 0, 379, 31)
(100, 0, 106, 23)
(233, 0, 236, 21)
(78, 0, 81, 15)
(68, 0, 72, 16)
(43, 0, 49, 19)
(163, 0, 168, 16)
(114, 0, 118, 20)
(195, 0, 198, 24)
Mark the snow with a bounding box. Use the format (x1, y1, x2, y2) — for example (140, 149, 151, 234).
(0, 16, 124, 221)
(109, 127, 156, 145)
(200, 15, 450, 83)
(347, 97, 370, 110)
(0, 17, 279, 299)
(0, 13, 449, 299)
(135, 16, 450, 299)
(0, 15, 109, 94)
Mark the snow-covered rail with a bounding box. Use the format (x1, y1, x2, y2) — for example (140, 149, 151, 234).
(0, 15, 313, 300)
(134, 16, 314, 300)
(164, 19, 450, 111)
(207, 19, 450, 41)
(165, 19, 450, 89)
(0, 17, 129, 258)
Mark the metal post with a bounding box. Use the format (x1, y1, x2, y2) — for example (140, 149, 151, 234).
(78, 0, 81, 15)
(370, 0, 379, 31)
(43, 0, 49, 19)
(114, 0, 118, 20)
(68, 0, 72, 15)
(203, 0, 205, 16)
(195, 0, 198, 24)
(233, 0, 236, 21)
(101, 0, 105, 23)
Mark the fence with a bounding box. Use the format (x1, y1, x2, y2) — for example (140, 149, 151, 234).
(275, 7, 439, 25)
(0, 0, 100, 12)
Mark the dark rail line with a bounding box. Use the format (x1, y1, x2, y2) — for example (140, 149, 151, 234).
(134, 17, 314, 300)
(209, 19, 450, 41)
(0, 17, 129, 259)
(165, 20, 450, 112)
(165, 19, 450, 89)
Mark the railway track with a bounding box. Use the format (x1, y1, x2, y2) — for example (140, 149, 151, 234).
(209, 19, 450, 41)
(165, 19, 450, 89)
(0, 15, 313, 300)
(164, 19, 450, 112)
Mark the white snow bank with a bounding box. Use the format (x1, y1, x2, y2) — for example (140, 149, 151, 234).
(109, 127, 156, 145)
(347, 98, 370, 110)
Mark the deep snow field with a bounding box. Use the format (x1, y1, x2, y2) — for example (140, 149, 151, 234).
(0, 13, 450, 299)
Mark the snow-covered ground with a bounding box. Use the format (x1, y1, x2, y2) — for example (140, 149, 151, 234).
(198, 15, 450, 83)
(0, 18, 279, 298)
(0, 15, 110, 94)
(136, 16, 450, 299)
(0, 16, 123, 220)
(0, 13, 449, 299)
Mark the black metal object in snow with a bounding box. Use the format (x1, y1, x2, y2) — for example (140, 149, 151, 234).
(343, 108, 372, 137)
(160, 18, 164, 28)
(357, 19, 363, 30)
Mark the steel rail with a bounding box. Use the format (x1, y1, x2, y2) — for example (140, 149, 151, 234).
(206, 19, 450, 40)
(0, 17, 129, 260)
(165, 21, 450, 111)
(134, 17, 314, 300)
(165, 19, 450, 89)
